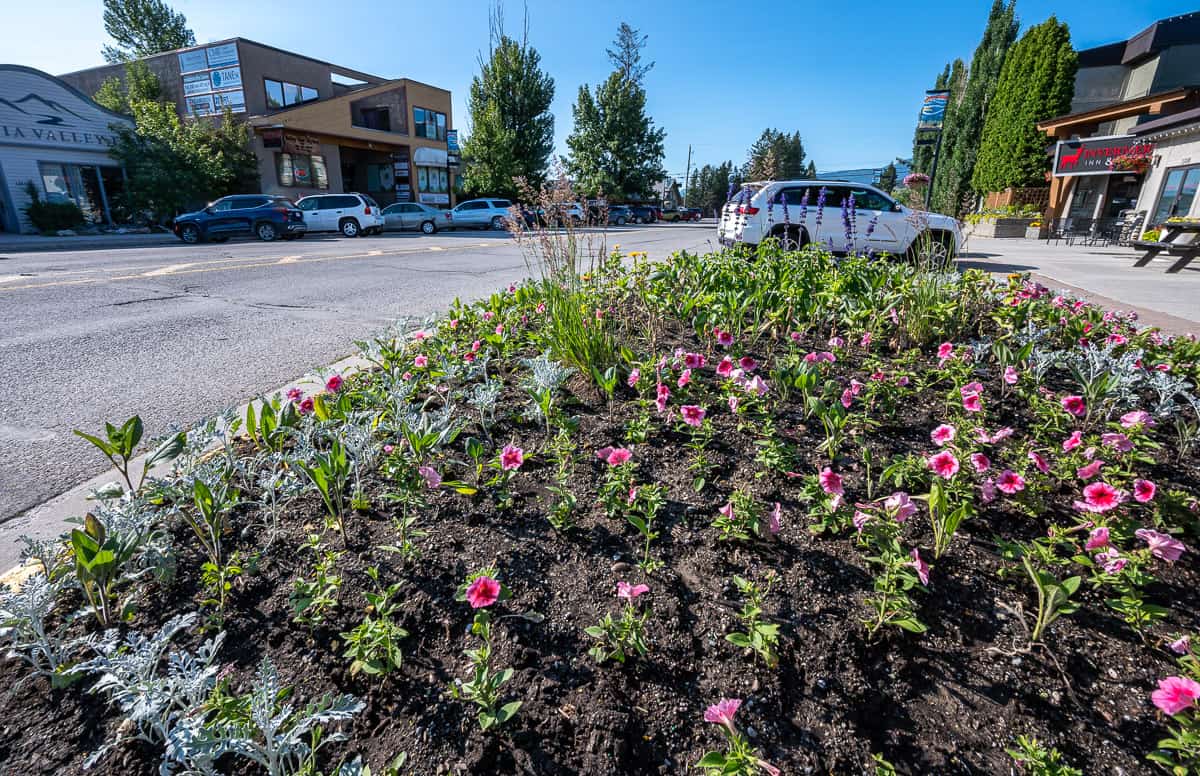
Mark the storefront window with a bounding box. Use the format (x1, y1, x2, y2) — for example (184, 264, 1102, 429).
(414, 107, 447, 141)
(38, 163, 71, 203)
(276, 153, 329, 189)
(1152, 166, 1200, 225)
(417, 166, 448, 194)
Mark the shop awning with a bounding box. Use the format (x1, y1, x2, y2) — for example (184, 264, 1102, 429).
(1131, 106, 1200, 136)
(412, 147, 447, 166)
(1038, 87, 1197, 138)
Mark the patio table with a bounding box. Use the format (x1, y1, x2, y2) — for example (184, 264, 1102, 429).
(1131, 221, 1200, 273)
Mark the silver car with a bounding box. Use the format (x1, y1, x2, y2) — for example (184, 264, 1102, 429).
(449, 198, 513, 230)
(382, 202, 451, 234)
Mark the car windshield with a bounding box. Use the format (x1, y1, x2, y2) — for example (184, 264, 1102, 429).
(363, 195, 380, 208)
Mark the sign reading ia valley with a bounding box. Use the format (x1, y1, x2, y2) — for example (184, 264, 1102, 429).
(1053, 135, 1155, 176)
(0, 68, 130, 150)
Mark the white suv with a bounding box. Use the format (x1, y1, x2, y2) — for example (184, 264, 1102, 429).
(295, 193, 385, 237)
(717, 180, 961, 260)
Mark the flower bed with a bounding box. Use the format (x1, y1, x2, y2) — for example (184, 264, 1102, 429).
(2, 244, 1199, 775)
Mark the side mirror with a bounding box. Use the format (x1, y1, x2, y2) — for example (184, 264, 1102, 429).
(204, 206, 216, 215)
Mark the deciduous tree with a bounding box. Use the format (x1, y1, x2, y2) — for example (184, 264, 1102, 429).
(93, 60, 162, 114)
(101, 0, 195, 63)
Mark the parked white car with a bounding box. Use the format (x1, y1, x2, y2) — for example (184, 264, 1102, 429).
(295, 193, 385, 237)
(717, 180, 961, 261)
(448, 198, 513, 230)
(381, 202, 452, 234)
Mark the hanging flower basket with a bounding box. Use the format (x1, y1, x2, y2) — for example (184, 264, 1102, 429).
(1107, 154, 1151, 173)
(903, 172, 931, 188)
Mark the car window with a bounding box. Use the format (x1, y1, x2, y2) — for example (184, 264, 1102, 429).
(246, 197, 271, 208)
(297, 198, 319, 211)
(271, 197, 297, 207)
(331, 195, 361, 209)
(491, 200, 512, 209)
(850, 189, 893, 211)
(458, 201, 486, 211)
(778, 187, 811, 206)
(211, 198, 235, 212)
(361, 195, 380, 208)
(817, 186, 848, 208)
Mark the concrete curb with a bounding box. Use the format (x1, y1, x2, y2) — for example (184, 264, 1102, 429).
(0, 351, 375, 585)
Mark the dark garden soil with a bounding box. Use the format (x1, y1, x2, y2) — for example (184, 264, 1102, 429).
(1, 327, 1197, 776)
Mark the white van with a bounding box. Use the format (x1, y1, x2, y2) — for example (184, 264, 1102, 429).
(295, 193, 386, 237)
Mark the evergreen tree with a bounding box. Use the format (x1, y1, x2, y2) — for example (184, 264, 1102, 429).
(877, 162, 898, 193)
(93, 60, 162, 114)
(804, 160, 817, 178)
(101, 0, 195, 63)
(929, 0, 1018, 215)
(461, 10, 555, 199)
(744, 129, 807, 180)
(566, 73, 667, 200)
(685, 161, 740, 216)
(972, 16, 1076, 193)
(607, 22, 654, 85)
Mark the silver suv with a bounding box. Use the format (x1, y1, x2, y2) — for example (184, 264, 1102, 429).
(295, 193, 385, 237)
(718, 180, 962, 261)
(448, 198, 513, 230)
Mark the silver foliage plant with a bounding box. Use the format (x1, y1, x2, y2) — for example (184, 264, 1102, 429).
(0, 572, 90, 689)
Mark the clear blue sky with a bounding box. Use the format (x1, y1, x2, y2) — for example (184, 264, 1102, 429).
(5, 0, 1198, 182)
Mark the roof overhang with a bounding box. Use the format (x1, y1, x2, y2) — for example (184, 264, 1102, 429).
(1037, 87, 1196, 137)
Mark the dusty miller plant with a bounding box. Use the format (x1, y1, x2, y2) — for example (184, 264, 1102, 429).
(79, 612, 223, 770)
(521, 352, 574, 434)
(468, 379, 503, 437)
(0, 572, 90, 689)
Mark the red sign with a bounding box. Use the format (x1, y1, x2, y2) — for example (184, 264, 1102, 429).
(1054, 136, 1155, 176)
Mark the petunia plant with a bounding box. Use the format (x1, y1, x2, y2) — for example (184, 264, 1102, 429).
(586, 581, 651, 664)
(451, 570, 521, 731)
(694, 698, 780, 775)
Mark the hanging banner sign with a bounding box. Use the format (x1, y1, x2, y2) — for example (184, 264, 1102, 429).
(1053, 135, 1156, 176)
(917, 89, 950, 131)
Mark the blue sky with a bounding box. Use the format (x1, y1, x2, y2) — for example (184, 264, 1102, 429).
(5, 0, 1198, 182)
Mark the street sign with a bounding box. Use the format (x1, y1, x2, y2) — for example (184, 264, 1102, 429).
(446, 129, 459, 153)
(918, 90, 950, 131)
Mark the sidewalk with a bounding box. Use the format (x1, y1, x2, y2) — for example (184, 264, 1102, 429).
(0, 230, 176, 253)
(961, 236, 1200, 335)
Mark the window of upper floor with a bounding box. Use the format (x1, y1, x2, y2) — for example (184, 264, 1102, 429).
(414, 106, 447, 141)
(265, 78, 319, 110)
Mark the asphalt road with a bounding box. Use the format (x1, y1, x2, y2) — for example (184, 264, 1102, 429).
(0, 223, 716, 527)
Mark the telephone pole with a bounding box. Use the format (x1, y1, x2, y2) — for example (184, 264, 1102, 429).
(683, 144, 693, 207)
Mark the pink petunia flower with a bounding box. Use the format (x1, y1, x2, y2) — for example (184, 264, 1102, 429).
(819, 467, 844, 495)
(1085, 526, 1110, 550)
(1169, 636, 1191, 655)
(1096, 549, 1127, 574)
(719, 502, 734, 520)
(885, 491, 917, 522)
(716, 357, 734, 378)
(908, 548, 930, 585)
(980, 478, 997, 504)
(684, 352, 706, 369)
(937, 342, 954, 361)
(417, 466, 441, 489)
(286, 387, 303, 403)
(996, 470, 1025, 495)
(704, 698, 741, 728)
(681, 405, 706, 427)
(382, 444, 395, 455)
(860, 332, 872, 348)
(1133, 479, 1157, 503)
(715, 329, 734, 347)
(500, 444, 524, 471)
(1152, 676, 1200, 716)
(627, 368, 641, 387)
(326, 374, 344, 392)
(601, 447, 632, 466)
(413, 355, 428, 368)
(1136, 528, 1187, 561)
(931, 424, 957, 446)
(828, 336, 845, 349)
(841, 389, 854, 409)
(896, 375, 910, 387)
(963, 393, 983, 413)
(413, 330, 429, 340)
(299, 396, 314, 415)
(853, 511, 871, 534)
(1061, 395, 1087, 417)
(616, 581, 650, 600)
(769, 502, 782, 535)
(1120, 410, 1156, 429)
(991, 427, 1015, 444)
(1003, 366, 1019, 385)
(1101, 432, 1133, 453)
(960, 382, 984, 396)
(745, 376, 769, 397)
(471, 339, 482, 353)
(1076, 460, 1104, 481)
(677, 369, 692, 388)
(1076, 482, 1124, 513)
(739, 356, 759, 372)
(466, 576, 501, 608)
(970, 453, 991, 473)
(929, 451, 960, 479)
(728, 395, 739, 413)
(1062, 431, 1083, 452)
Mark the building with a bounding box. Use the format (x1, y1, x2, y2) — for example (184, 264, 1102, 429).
(58, 38, 457, 209)
(1038, 13, 1200, 234)
(817, 163, 911, 187)
(0, 64, 134, 233)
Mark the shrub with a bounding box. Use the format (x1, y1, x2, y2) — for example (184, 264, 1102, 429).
(22, 181, 85, 233)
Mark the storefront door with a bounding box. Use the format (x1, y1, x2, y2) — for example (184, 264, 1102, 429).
(1150, 165, 1200, 225)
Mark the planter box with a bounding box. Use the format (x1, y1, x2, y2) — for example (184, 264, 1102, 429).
(1025, 225, 1045, 240)
(968, 217, 1036, 238)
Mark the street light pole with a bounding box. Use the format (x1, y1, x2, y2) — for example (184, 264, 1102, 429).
(925, 129, 943, 210)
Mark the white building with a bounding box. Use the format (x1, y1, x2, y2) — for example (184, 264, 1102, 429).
(0, 65, 133, 234)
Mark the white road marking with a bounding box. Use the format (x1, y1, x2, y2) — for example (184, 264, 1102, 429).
(142, 262, 197, 277)
(428, 246, 445, 251)
(277, 256, 301, 264)
(0, 275, 25, 284)
(368, 250, 383, 256)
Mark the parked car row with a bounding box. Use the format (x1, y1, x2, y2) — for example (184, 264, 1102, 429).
(173, 194, 704, 244)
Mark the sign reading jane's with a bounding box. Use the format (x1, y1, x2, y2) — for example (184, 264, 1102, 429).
(1054, 135, 1155, 177)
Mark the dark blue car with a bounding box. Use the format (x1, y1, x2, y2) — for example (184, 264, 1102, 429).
(173, 194, 307, 243)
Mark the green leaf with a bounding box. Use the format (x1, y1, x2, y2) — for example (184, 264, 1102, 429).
(73, 430, 116, 458)
(145, 431, 186, 468)
(495, 701, 522, 724)
(725, 633, 752, 647)
(894, 618, 928, 633)
(695, 752, 727, 768)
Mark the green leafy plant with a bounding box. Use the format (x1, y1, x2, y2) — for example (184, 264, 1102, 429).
(69, 512, 143, 628)
(185, 475, 241, 617)
(626, 484, 665, 573)
(74, 415, 185, 494)
(1022, 554, 1082, 644)
(340, 567, 409, 677)
(713, 489, 765, 541)
(1007, 734, 1083, 775)
(725, 574, 781, 668)
(586, 582, 650, 664)
(296, 440, 352, 545)
(291, 535, 343, 627)
(451, 572, 522, 731)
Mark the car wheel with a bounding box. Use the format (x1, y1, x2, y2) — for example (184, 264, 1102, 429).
(616, 217, 626, 226)
(490, 215, 505, 230)
(256, 222, 277, 242)
(179, 224, 201, 244)
(340, 218, 360, 238)
(421, 220, 436, 234)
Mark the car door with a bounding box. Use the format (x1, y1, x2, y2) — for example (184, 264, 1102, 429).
(297, 197, 325, 231)
(454, 201, 486, 227)
(204, 197, 237, 235)
(234, 196, 269, 235)
(811, 185, 851, 251)
(849, 188, 904, 254)
(382, 203, 409, 230)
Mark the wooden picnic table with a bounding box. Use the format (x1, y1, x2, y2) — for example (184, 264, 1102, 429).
(1132, 221, 1200, 273)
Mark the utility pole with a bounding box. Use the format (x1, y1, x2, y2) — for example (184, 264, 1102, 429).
(925, 130, 943, 210)
(683, 144, 692, 207)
